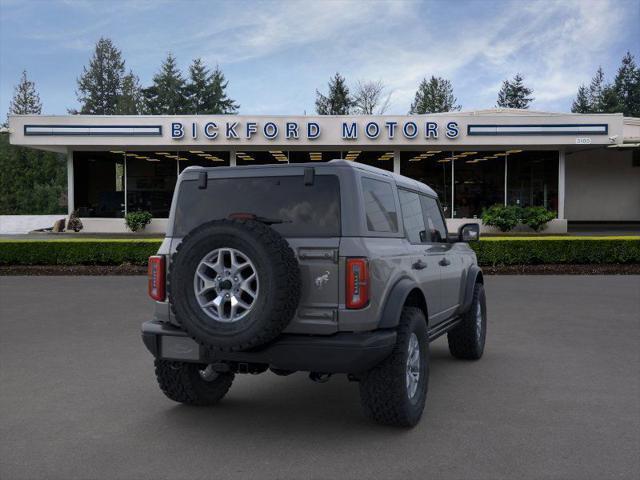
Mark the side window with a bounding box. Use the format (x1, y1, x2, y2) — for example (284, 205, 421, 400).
(398, 189, 427, 243)
(361, 177, 398, 233)
(420, 195, 448, 243)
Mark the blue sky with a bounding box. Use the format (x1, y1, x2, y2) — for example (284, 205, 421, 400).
(1, 0, 638, 117)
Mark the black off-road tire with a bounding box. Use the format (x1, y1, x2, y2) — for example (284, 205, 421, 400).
(169, 219, 301, 352)
(154, 359, 235, 406)
(359, 307, 429, 428)
(447, 282, 487, 360)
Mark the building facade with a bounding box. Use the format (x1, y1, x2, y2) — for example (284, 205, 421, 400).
(8, 109, 640, 233)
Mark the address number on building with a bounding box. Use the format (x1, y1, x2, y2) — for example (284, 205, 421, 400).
(576, 137, 592, 144)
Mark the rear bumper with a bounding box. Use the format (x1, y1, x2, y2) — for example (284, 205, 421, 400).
(141, 320, 396, 374)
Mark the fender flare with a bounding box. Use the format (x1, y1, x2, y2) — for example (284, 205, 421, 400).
(378, 278, 424, 329)
(458, 265, 483, 315)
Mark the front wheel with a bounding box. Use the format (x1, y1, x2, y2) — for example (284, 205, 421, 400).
(359, 307, 429, 427)
(447, 282, 487, 360)
(154, 359, 235, 405)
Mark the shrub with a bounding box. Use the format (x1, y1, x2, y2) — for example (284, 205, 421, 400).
(481, 205, 520, 232)
(67, 210, 83, 232)
(0, 240, 161, 266)
(0, 238, 638, 267)
(471, 237, 640, 266)
(521, 206, 556, 232)
(125, 211, 153, 232)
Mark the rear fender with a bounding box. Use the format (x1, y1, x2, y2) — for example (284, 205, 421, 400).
(378, 278, 427, 329)
(458, 265, 483, 314)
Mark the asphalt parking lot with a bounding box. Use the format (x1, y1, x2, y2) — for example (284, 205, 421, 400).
(1, 276, 639, 480)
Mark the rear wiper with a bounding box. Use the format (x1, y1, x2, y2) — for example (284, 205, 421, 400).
(228, 213, 291, 225)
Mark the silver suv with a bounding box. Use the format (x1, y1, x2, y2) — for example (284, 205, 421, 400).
(142, 160, 486, 427)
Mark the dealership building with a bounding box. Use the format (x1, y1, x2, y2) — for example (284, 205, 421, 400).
(8, 109, 640, 233)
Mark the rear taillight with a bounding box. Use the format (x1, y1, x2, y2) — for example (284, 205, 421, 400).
(346, 258, 369, 309)
(148, 256, 166, 301)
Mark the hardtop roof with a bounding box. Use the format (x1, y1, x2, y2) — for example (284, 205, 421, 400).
(183, 159, 438, 197)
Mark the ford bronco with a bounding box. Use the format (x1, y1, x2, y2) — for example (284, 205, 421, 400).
(142, 160, 486, 427)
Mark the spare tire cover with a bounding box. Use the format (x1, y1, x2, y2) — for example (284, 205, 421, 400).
(169, 219, 301, 352)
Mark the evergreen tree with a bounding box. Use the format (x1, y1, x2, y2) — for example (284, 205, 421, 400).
(571, 85, 591, 113)
(587, 66, 607, 112)
(496, 73, 534, 109)
(2, 72, 66, 214)
(186, 58, 209, 114)
(409, 76, 460, 114)
(315, 73, 353, 115)
(613, 51, 640, 117)
(116, 71, 144, 115)
(75, 37, 126, 114)
(185, 59, 239, 114)
(207, 65, 239, 114)
(143, 53, 188, 114)
(8, 70, 42, 116)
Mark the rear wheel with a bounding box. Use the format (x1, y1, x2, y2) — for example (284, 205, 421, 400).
(359, 307, 429, 427)
(154, 359, 235, 406)
(447, 282, 487, 360)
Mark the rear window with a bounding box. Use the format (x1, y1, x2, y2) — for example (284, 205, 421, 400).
(173, 175, 341, 237)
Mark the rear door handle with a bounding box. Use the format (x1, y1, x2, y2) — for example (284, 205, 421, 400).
(412, 260, 427, 270)
(439, 257, 451, 267)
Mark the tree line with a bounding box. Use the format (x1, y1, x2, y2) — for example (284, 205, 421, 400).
(1, 37, 638, 216)
(71, 37, 239, 115)
(314, 53, 638, 116)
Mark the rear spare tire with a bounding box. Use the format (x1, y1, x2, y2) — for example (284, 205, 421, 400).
(169, 219, 301, 352)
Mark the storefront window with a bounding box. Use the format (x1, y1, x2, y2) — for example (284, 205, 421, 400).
(177, 151, 230, 172)
(74, 151, 125, 218)
(453, 151, 505, 218)
(236, 150, 289, 165)
(126, 153, 176, 217)
(348, 151, 395, 172)
(400, 151, 452, 216)
(507, 150, 558, 213)
(288, 151, 342, 163)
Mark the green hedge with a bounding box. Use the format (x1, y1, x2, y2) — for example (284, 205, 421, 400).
(0, 237, 639, 267)
(0, 240, 162, 266)
(471, 237, 640, 266)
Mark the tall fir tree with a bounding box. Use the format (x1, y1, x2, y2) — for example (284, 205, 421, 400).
(571, 85, 591, 113)
(75, 37, 126, 114)
(116, 71, 144, 114)
(409, 76, 460, 114)
(496, 74, 534, 109)
(587, 67, 607, 111)
(8, 70, 42, 117)
(315, 73, 353, 115)
(1, 72, 66, 215)
(143, 53, 188, 114)
(185, 59, 239, 114)
(613, 51, 640, 117)
(186, 58, 209, 114)
(207, 65, 239, 114)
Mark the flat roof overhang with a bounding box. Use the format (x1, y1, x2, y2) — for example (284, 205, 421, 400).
(7, 112, 628, 153)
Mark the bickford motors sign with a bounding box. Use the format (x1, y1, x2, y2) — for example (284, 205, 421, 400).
(170, 119, 461, 141)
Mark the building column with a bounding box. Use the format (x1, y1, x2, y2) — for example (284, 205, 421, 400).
(451, 154, 455, 218)
(66, 149, 74, 216)
(123, 154, 128, 216)
(504, 154, 508, 206)
(558, 149, 566, 219)
(230, 149, 237, 167)
(393, 150, 400, 174)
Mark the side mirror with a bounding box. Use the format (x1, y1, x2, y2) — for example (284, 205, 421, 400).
(458, 223, 480, 242)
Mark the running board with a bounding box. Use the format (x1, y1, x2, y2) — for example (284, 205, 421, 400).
(427, 317, 462, 342)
